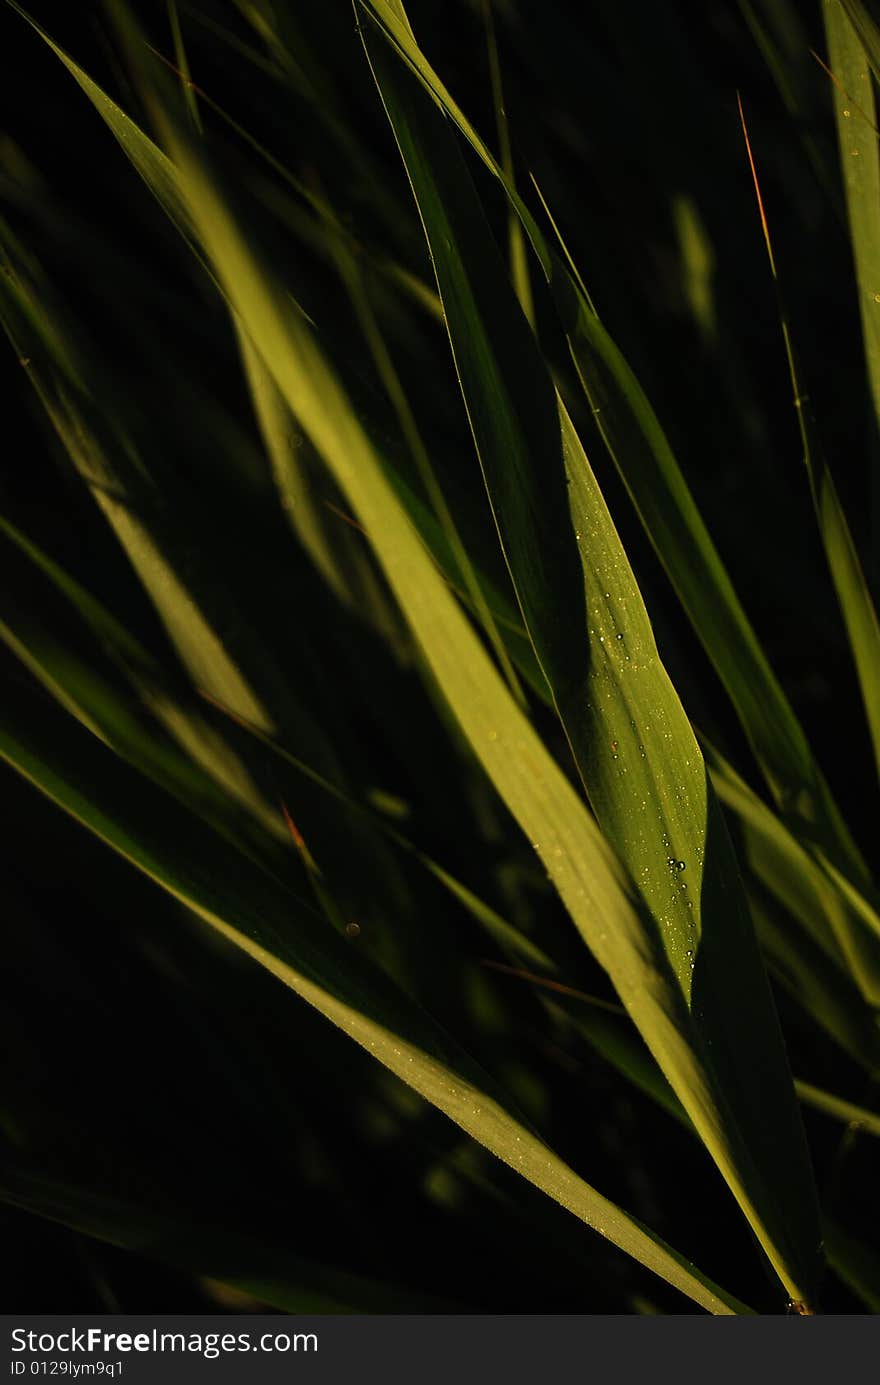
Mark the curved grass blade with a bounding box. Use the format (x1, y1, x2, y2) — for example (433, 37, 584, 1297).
(705, 739, 880, 1056)
(237, 321, 409, 655)
(0, 679, 748, 1315)
(360, 9, 822, 1306)
(150, 112, 817, 1313)
(14, 0, 821, 1306)
(359, 0, 878, 948)
(738, 94, 880, 828)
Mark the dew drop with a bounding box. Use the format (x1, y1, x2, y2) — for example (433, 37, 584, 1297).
(843, 107, 852, 118)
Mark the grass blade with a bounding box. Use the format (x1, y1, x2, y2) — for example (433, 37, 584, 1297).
(738, 93, 880, 828)
(360, 8, 822, 1306)
(0, 672, 748, 1315)
(359, 0, 879, 947)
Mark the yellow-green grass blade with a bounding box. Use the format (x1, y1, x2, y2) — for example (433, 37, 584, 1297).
(0, 257, 272, 735)
(360, 0, 876, 925)
(17, 0, 820, 1304)
(705, 739, 880, 1042)
(360, 11, 822, 1304)
(5, 3, 194, 243)
(823, 1215, 880, 1311)
(839, 0, 880, 84)
(739, 91, 880, 824)
(737, 0, 840, 208)
(321, 214, 527, 706)
(237, 320, 408, 654)
(483, 0, 534, 327)
(0, 683, 747, 1316)
(0, 529, 295, 858)
(4, 9, 543, 706)
(794, 1080, 880, 1136)
(143, 114, 823, 1308)
(166, 0, 202, 133)
(0, 506, 550, 988)
(824, 0, 880, 444)
(749, 887, 880, 1071)
(195, 673, 872, 1073)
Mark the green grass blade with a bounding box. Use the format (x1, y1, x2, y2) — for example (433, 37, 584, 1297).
(483, 0, 534, 327)
(0, 678, 748, 1315)
(360, 0, 877, 929)
(739, 89, 880, 817)
(237, 320, 407, 652)
(839, 0, 880, 83)
(360, 12, 822, 1305)
(0, 1170, 461, 1313)
(794, 1080, 880, 1136)
(824, 0, 880, 442)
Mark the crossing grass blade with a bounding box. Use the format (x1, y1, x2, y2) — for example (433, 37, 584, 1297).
(360, 4, 822, 1307)
(9, 0, 880, 1314)
(359, 0, 880, 955)
(0, 671, 749, 1316)
(704, 740, 880, 1065)
(738, 92, 880, 853)
(11, 0, 825, 1307)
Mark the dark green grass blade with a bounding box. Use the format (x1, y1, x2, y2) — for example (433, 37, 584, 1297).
(360, 5, 822, 1306)
(738, 91, 880, 848)
(705, 740, 880, 1066)
(359, 0, 880, 981)
(0, 1171, 459, 1313)
(824, 0, 880, 439)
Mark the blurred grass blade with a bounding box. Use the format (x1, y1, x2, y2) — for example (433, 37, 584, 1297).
(0, 1170, 461, 1313)
(0, 680, 748, 1315)
(824, 1, 880, 438)
(361, 6, 822, 1306)
(166, 0, 202, 133)
(49, 7, 761, 1285)
(483, 0, 534, 326)
(705, 738, 880, 1050)
(237, 321, 408, 654)
(748, 886, 880, 1070)
(794, 1080, 880, 1135)
(824, 1215, 880, 1311)
(739, 92, 880, 822)
(49, 0, 818, 1302)
(5, 2, 194, 242)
